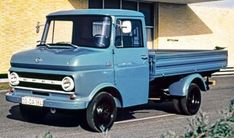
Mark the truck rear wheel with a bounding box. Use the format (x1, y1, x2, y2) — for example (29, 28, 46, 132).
(172, 83, 201, 115)
(19, 104, 48, 122)
(180, 83, 201, 115)
(86, 92, 117, 132)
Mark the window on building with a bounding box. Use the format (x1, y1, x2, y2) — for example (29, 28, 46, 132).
(146, 27, 154, 49)
(105, 0, 120, 9)
(139, 3, 154, 48)
(89, 0, 103, 9)
(115, 20, 143, 48)
(89, 0, 156, 49)
(122, 0, 137, 10)
(139, 3, 154, 26)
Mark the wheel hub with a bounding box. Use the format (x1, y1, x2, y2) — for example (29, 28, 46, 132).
(96, 105, 112, 119)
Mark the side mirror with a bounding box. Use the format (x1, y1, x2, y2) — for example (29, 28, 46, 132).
(36, 22, 40, 34)
(35, 22, 44, 34)
(121, 21, 132, 34)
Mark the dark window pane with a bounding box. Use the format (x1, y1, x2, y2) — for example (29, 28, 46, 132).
(122, 0, 137, 11)
(139, 3, 154, 26)
(105, 0, 120, 9)
(75, 16, 111, 48)
(89, 0, 103, 9)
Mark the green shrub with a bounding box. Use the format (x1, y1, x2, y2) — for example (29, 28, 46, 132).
(162, 99, 234, 138)
(185, 99, 234, 138)
(43, 132, 53, 138)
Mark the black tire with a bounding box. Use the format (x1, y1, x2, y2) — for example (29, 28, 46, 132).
(19, 104, 48, 122)
(180, 83, 201, 115)
(86, 92, 117, 132)
(172, 97, 182, 114)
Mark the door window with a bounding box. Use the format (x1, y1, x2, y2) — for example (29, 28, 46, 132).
(115, 20, 143, 48)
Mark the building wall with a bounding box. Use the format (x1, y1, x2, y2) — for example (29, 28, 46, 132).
(158, 3, 234, 67)
(0, 0, 88, 74)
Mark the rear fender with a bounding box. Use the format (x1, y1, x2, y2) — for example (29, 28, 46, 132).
(169, 74, 207, 96)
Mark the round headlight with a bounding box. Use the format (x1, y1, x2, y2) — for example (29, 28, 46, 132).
(9, 72, 20, 86)
(61, 77, 74, 91)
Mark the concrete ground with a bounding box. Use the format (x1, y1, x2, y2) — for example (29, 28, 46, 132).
(0, 75, 233, 138)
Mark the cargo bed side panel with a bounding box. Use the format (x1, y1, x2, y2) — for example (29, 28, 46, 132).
(149, 50, 228, 81)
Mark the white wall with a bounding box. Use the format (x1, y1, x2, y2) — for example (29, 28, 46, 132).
(157, 3, 234, 67)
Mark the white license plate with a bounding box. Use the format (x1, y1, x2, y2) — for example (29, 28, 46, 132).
(22, 96, 44, 107)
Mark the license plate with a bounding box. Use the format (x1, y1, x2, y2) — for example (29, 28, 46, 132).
(22, 96, 44, 107)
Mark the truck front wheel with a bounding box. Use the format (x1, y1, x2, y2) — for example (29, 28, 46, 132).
(19, 104, 48, 122)
(86, 92, 117, 132)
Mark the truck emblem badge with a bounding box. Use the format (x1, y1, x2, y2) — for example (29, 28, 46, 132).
(34, 57, 43, 63)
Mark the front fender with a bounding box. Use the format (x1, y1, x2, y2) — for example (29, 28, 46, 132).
(169, 74, 207, 96)
(87, 83, 122, 107)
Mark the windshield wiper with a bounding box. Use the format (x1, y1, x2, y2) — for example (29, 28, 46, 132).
(50, 42, 79, 48)
(36, 42, 50, 47)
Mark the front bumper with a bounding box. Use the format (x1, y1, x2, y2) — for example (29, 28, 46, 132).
(5, 91, 89, 110)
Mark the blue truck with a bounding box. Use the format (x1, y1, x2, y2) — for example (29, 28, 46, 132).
(6, 9, 227, 132)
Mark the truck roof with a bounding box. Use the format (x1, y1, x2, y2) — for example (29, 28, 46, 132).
(47, 9, 144, 17)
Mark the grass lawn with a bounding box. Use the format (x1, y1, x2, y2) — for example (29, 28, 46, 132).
(0, 83, 10, 90)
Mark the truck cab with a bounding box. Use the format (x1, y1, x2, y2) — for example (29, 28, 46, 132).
(6, 9, 150, 132)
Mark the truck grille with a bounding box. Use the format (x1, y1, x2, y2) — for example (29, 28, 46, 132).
(12, 72, 74, 94)
(16, 72, 65, 80)
(19, 82, 63, 91)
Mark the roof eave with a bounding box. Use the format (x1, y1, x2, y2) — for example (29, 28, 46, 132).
(127, 0, 221, 4)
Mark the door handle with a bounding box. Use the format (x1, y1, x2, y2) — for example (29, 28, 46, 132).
(141, 55, 148, 60)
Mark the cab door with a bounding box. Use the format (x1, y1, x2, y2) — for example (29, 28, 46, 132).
(113, 19, 149, 107)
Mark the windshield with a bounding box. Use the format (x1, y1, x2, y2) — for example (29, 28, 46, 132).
(41, 15, 111, 48)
